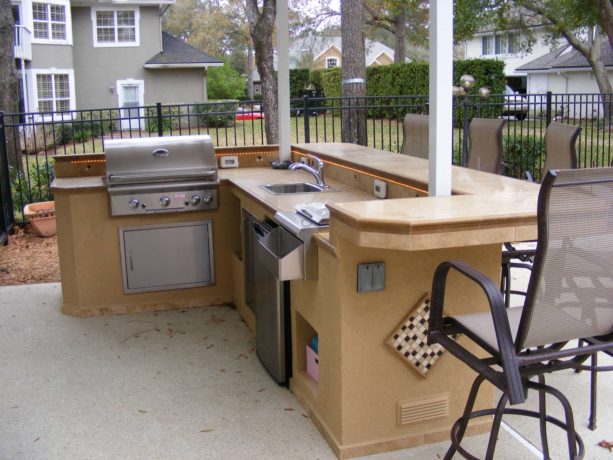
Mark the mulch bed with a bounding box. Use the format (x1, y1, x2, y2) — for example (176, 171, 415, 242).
(0, 226, 60, 286)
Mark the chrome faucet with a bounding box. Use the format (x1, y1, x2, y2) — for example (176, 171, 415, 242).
(288, 154, 327, 188)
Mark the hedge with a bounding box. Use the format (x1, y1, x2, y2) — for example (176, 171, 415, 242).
(290, 69, 311, 98)
(308, 59, 506, 119)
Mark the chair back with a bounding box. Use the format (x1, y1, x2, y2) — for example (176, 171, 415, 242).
(543, 122, 581, 172)
(400, 113, 429, 159)
(517, 168, 613, 349)
(467, 118, 506, 174)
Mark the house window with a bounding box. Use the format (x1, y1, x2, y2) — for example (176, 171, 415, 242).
(481, 36, 493, 55)
(92, 7, 140, 47)
(508, 33, 520, 54)
(482, 33, 520, 56)
(36, 73, 71, 113)
(32, 1, 67, 41)
(495, 35, 507, 55)
(326, 57, 339, 69)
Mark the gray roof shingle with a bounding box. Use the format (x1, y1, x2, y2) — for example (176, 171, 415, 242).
(145, 32, 223, 67)
(517, 40, 613, 71)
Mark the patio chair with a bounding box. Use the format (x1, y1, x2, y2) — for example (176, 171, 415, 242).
(400, 113, 429, 159)
(429, 167, 613, 460)
(527, 121, 581, 182)
(501, 121, 582, 306)
(466, 118, 506, 174)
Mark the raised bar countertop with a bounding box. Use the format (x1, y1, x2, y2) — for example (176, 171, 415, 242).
(293, 143, 540, 250)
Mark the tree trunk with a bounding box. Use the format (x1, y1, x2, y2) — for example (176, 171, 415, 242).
(597, 0, 613, 50)
(588, 34, 613, 130)
(341, 0, 367, 145)
(246, 0, 278, 144)
(0, 0, 19, 167)
(393, 10, 406, 63)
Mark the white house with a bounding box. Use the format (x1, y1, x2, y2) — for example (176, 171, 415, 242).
(517, 41, 613, 94)
(516, 41, 613, 119)
(463, 25, 551, 92)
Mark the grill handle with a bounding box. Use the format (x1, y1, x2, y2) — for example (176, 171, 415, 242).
(152, 149, 170, 157)
(107, 170, 217, 184)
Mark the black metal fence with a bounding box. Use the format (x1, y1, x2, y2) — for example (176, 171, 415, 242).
(2, 91, 613, 229)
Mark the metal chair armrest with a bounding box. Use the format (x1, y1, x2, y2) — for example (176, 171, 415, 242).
(430, 259, 525, 404)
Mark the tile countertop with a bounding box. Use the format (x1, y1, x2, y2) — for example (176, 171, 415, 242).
(293, 143, 540, 250)
(50, 168, 374, 215)
(51, 144, 540, 251)
(218, 168, 375, 214)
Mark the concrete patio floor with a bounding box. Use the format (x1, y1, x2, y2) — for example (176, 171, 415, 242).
(0, 283, 611, 460)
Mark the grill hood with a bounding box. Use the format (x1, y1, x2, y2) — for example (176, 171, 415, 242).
(105, 135, 218, 185)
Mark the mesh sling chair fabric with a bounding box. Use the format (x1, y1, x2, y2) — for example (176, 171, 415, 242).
(428, 168, 613, 460)
(466, 118, 506, 174)
(501, 121, 582, 307)
(400, 113, 429, 159)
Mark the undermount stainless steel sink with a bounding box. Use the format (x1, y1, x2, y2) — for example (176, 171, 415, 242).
(261, 182, 329, 194)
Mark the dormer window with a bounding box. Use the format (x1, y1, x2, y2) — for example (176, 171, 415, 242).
(91, 7, 140, 47)
(31, 0, 71, 45)
(326, 57, 339, 69)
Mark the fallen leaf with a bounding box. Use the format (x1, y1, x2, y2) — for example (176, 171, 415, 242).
(200, 429, 214, 433)
(284, 408, 294, 411)
(219, 368, 226, 373)
(258, 388, 266, 393)
(138, 410, 147, 414)
(598, 440, 613, 452)
(166, 328, 176, 337)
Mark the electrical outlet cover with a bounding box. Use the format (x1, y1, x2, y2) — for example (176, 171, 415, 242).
(220, 156, 239, 168)
(374, 179, 387, 199)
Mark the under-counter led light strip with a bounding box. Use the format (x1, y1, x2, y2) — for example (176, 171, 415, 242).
(67, 150, 278, 165)
(216, 150, 277, 156)
(68, 159, 106, 165)
(292, 150, 428, 195)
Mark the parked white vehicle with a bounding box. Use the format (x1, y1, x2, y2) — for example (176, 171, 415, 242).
(502, 85, 529, 120)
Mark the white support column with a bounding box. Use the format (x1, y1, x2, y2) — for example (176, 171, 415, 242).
(428, 0, 453, 197)
(277, 0, 291, 160)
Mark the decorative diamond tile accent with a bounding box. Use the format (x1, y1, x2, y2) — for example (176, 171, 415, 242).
(386, 294, 449, 378)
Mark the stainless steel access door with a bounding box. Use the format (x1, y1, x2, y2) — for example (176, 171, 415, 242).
(243, 210, 292, 385)
(119, 220, 214, 293)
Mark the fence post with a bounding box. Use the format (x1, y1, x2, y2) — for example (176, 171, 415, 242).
(303, 95, 310, 143)
(0, 111, 15, 242)
(156, 102, 163, 137)
(545, 91, 552, 127)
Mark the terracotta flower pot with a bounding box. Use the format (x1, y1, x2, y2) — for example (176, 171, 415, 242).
(24, 200, 56, 237)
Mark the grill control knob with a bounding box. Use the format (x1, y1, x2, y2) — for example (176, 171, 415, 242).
(203, 193, 213, 204)
(189, 195, 201, 206)
(160, 196, 171, 207)
(129, 198, 140, 209)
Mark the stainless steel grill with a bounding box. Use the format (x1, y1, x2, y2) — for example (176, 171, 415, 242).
(105, 135, 219, 216)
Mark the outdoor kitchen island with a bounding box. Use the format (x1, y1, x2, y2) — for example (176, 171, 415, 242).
(51, 143, 539, 459)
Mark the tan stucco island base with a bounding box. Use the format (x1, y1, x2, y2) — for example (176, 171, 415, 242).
(51, 144, 539, 458)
